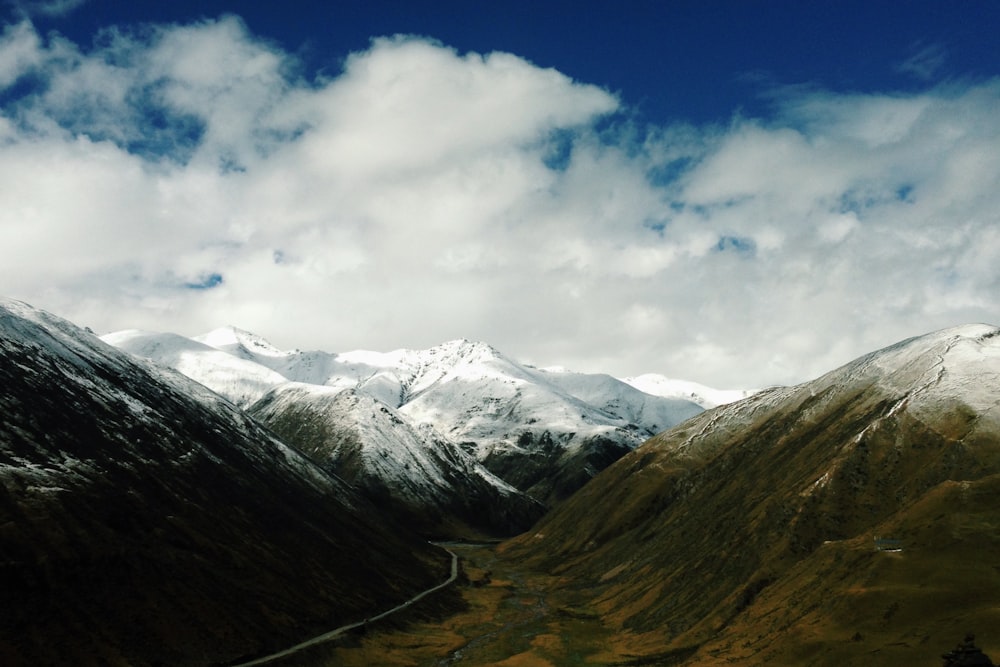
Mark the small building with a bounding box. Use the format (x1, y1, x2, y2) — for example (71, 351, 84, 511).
(873, 536, 903, 552)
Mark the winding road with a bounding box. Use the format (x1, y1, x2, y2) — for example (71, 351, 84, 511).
(233, 545, 459, 666)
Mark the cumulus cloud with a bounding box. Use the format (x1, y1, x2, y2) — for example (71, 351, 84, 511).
(1, 17, 998, 388)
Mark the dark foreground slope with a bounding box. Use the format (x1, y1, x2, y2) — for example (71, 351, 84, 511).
(0, 300, 448, 666)
(504, 324, 1000, 665)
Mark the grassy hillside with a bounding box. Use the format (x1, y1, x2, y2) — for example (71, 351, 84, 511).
(499, 327, 1000, 665)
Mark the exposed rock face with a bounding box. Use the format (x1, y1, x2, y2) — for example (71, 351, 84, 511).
(505, 324, 1000, 666)
(0, 300, 447, 666)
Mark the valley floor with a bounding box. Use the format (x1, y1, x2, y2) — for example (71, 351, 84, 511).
(262, 543, 626, 667)
(245, 537, 1000, 667)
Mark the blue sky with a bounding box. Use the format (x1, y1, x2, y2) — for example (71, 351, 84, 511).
(1, 0, 998, 387)
(16, 1, 1000, 124)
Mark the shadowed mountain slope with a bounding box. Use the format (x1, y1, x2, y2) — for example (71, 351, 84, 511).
(0, 300, 447, 666)
(248, 383, 545, 538)
(504, 324, 1000, 666)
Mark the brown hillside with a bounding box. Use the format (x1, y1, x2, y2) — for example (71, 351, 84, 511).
(503, 324, 1000, 665)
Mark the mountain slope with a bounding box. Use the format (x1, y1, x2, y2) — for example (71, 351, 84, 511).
(388, 341, 703, 502)
(106, 329, 705, 505)
(504, 323, 1000, 665)
(539, 370, 703, 427)
(102, 328, 289, 406)
(0, 300, 448, 666)
(620, 373, 756, 409)
(248, 384, 545, 537)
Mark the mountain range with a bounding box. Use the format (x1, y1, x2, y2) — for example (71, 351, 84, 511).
(5, 297, 998, 665)
(104, 326, 706, 526)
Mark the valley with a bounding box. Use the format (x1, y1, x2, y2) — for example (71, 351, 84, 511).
(236, 527, 1000, 667)
(238, 323, 1000, 666)
(288, 542, 620, 667)
(2, 5, 997, 666)
(235, 546, 461, 666)
(3, 299, 999, 666)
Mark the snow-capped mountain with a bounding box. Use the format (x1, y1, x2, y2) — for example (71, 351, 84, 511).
(102, 329, 288, 405)
(508, 323, 1000, 665)
(0, 299, 448, 666)
(620, 373, 757, 409)
(249, 383, 545, 536)
(106, 328, 705, 504)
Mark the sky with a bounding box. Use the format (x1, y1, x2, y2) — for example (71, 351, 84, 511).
(1, 0, 998, 388)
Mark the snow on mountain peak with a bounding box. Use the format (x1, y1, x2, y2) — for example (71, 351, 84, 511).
(195, 326, 288, 359)
(621, 373, 757, 409)
(102, 328, 289, 407)
(103, 321, 708, 504)
(935, 322, 999, 339)
(419, 338, 507, 370)
(834, 322, 1000, 415)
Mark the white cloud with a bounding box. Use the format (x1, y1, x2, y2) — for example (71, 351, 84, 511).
(7, 0, 85, 19)
(0, 20, 41, 87)
(0, 18, 998, 389)
(896, 42, 948, 81)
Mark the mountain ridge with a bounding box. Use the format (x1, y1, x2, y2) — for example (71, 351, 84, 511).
(105, 327, 707, 506)
(248, 382, 545, 537)
(0, 298, 449, 666)
(502, 322, 1000, 665)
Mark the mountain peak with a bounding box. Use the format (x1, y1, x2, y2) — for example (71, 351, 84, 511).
(424, 338, 507, 368)
(935, 322, 999, 339)
(195, 326, 287, 358)
(842, 321, 999, 385)
(434, 337, 500, 355)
